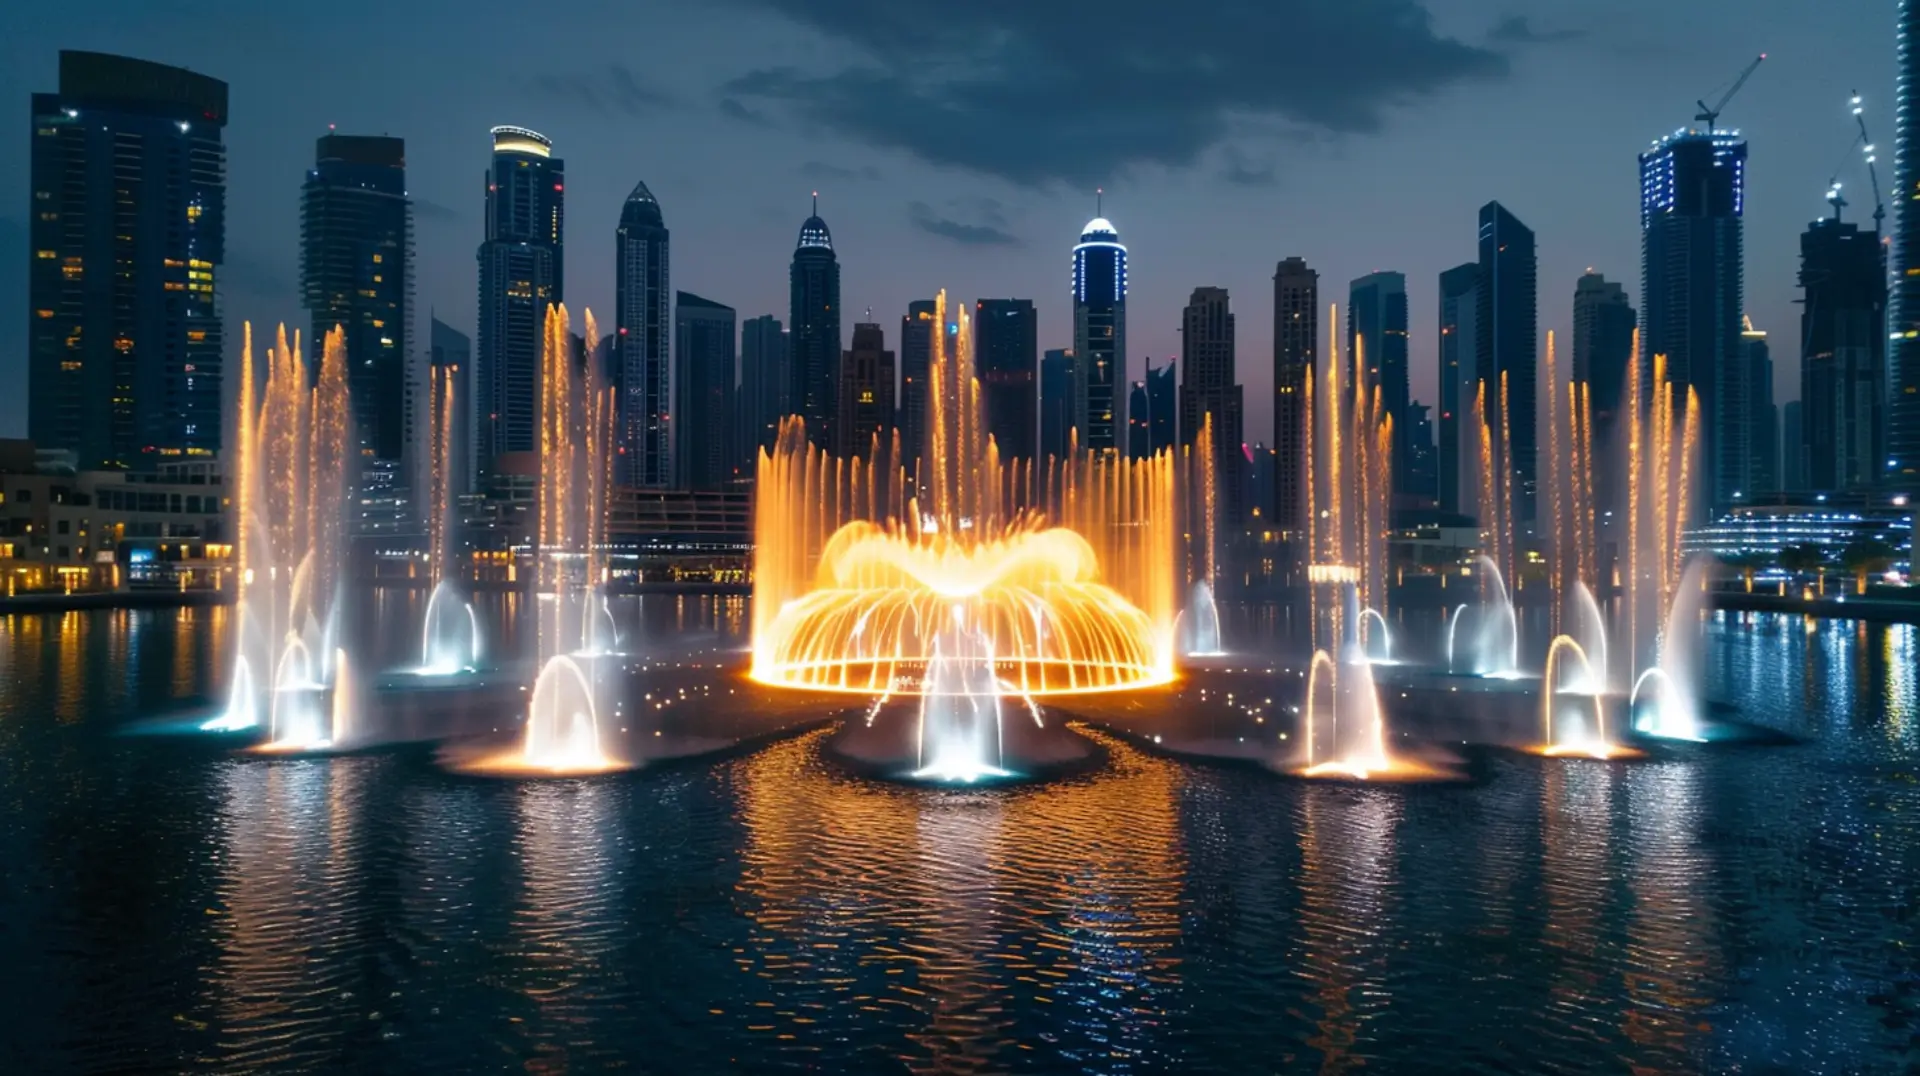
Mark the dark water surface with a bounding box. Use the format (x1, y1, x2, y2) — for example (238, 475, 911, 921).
(0, 598, 1916, 1073)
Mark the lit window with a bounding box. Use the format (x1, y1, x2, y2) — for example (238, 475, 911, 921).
(35, 250, 55, 259)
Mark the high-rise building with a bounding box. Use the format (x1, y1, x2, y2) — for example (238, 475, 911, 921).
(29, 51, 228, 470)
(835, 322, 894, 458)
(430, 317, 472, 497)
(1743, 318, 1778, 496)
(476, 125, 563, 483)
(1892, 0, 1920, 488)
(1072, 215, 1127, 454)
(615, 179, 670, 487)
(1348, 271, 1410, 493)
(1799, 216, 1887, 493)
(790, 197, 840, 451)
(1639, 127, 1747, 510)
(673, 292, 735, 490)
(1040, 348, 1076, 461)
(1437, 263, 1479, 514)
(1128, 360, 1175, 458)
(1782, 400, 1806, 491)
(1179, 286, 1245, 526)
(301, 133, 411, 479)
(973, 299, 1038, 461)
(1404, 402, 1437, 506)
(899, 300, 936, 466)
(738, 315, 788, 470)
(1273, 258, 1318, 532)
(1477, 201, 1538, 525)
(1572, 273, 1635, 452)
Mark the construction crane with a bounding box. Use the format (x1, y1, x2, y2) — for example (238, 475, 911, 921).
(1825, 92, 1887, 231)
(1694, 53, 1766, 131)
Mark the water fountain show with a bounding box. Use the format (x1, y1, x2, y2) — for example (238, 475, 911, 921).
(184, 290, 1755, 786)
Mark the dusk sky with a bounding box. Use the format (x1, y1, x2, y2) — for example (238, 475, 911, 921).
(0, 0, 1893, 443)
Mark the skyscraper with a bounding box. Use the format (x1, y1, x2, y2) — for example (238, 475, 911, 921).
(674, 292, 736, 490)
(1743, 318, 1778, 496)
(476, 125, 563, 484)
(973, 299, 1038, 461)
(615, 179, 670, 488)
(1782, 400, 1806, 491)
(1477, 201, 1538, 525)
(1040, 348, 1077, 461)
(790, 198, 840, 451)
(1348, 271, 1410, 493)
(1273, 258, 1318, 533)
(738, 315, 788, 469)
(29, 51, 228, 470)
(1437, 263, 1479, 514)
(835, 322, 894, 458)
(1799, 216, 1887, 493)
(899, 300, 936, 466)
(430, 317, 472, 497)
(1405, 402, 1437, 506)
(1128, 360, 1175, 458)
(1180, 286, 1245, 526)
(1072, 214, 1127, 454)
(302, 134, 411, 476)
(1639, 127, 1747, 510)
(1892, 0, 1920, 488)
(1572, 273, 1635, 452)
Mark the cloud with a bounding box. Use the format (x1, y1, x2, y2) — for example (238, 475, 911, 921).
(799, 160, 883, 182)
(718, 97, 772, 125)
(1487, 15, 1584, 44)
(528, 64, 675, 116)
(907, 201, 1021, 246)
(1220, 147, 1277, 187)
(722, 0, 1505, 186)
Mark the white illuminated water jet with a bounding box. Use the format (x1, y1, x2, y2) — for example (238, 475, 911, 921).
(912, 607, 1016, 783)
(577, 586, 620, 657)
(1631, 559, 1708, 742)
(1178, 579, 1224, 657)
(1566, 582, 1610, 694)
(1535, 635, 1637, 759)
(258, 643, 355, 752)
(1299, 649, 1390, 779)
(522, 655, 615, 772)
(418, 580, 482, 675)
(1358, 607, 1393, 664)
(1450, 555, 1520, 678)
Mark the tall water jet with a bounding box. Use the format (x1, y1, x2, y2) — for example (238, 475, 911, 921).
(206, 325, 354, 732)
(1535, 635, 1638, 759)
(1302, 310, 1392, 654)
(1299, 649, 1388, 779)
(1565, 582, 1609, 695)
(260, 637, 331, 751)
(419, 580, 482, 674)
(1450, 555, 1520, 677)
(911, 608, 1016, 783)
(1179, 579, 1224, 657)
(1358, 608, 1393, 664)
(1632, 558, 1708, 741)
(522, 655, 615, 772)
(412, 360, 484, 676)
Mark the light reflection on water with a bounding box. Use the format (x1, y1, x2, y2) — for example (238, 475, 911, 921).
(0, 604, 1915, 1072)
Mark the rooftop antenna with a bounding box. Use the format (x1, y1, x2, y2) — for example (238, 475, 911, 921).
(812, 190, 818, 215)
(1096, 187, 1103, 216)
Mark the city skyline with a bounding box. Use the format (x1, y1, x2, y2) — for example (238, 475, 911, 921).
(0, 2, 1895, 445)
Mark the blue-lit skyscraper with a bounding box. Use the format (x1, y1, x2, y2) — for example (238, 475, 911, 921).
(790, 197, 841, 451)
(1639, 127, 1748, 509)
(615, 179, 670, 488)
(1072, 215, 1127, 454)
(1893, 0, 1920, 488)
(29, 51, 228, 470)
(477, 125, 563, 483)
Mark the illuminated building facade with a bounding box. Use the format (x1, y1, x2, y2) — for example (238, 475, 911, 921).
(302, 134, 411, 475)
(898, 300, 936, 474)
(1639, 129, 1747, 510)
(477, 125, 563, 483)
(615, 179, 670, 487)
(1272, 257, 1317, 532)
(1128, 360, 1174, 459)
(1179, 286, 1244, 524)
(834, 322, 894, 458)
(1348, 271, 1410, 493)
(1893, 0, 1920, 488)
(1437, 262, 1478, 514)
(1072, 217, 1127, 454)
(1477, 201, 1537, 525)
(28, 51, 228, 471)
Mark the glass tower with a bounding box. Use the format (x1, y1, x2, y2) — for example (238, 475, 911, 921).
(615, 179, 670, 488)
(476, 125, 563, 482)
(1072, 216, 1127, 454)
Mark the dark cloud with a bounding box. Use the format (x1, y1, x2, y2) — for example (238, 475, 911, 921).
(528, 64, 675, 117)
(1488, 15, 1585, 44)
(1220, 147, 1277, 187)
(907, 201, 1021, 247)
(718, 97, 772, 125)
(722, 0, 1505, 186)
(799, 160, 883, 182)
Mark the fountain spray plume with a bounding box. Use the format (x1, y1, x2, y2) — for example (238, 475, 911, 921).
(417, 360, 484, 674)
(1303, 309, 1392, 657)
(1621, 334, 1705, 738)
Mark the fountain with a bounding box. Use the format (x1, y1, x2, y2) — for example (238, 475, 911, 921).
(1358, 607, 1393, 664)
(411, 364, 484, 677)
(1632, 559, 1708, 742)
(418, 581, 482, 675)
(911, 608, 1017, 783)
(1533, 635, 1639, 759)
(1447, 556, 1520, 678)
(204, 325, 355, 733)
(1177, 579, 1224, 657)
(256, 646, 355, 753)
